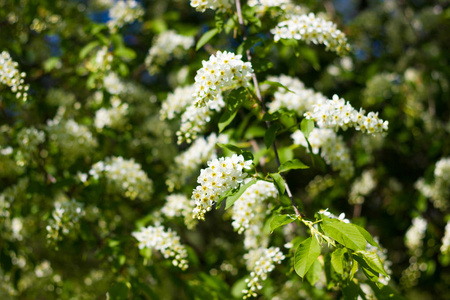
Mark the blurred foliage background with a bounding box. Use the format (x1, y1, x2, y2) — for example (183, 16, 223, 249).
(0, 0, 449, 299)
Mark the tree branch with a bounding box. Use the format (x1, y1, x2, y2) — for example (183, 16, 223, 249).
(235, 0, 302, 218)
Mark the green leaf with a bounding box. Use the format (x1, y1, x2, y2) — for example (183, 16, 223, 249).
(215, 14, 224, 32)
(300, 118, 315, 139)
(43, 57, 61, 72)
(218, 110, 238, 133)
(355, 250, 388, 277)
(294, 237, 321, 278)
(278, 159, 309, 173)
(321, 219, 366, 251)
(269, 173, 285, 195)
(342, 281, 362, 300)
(108, 282, 129, 300)
(264, 123, 281, 149)
(262, 111, 282, 122)
(115, 47, 136, 61)
(226, 87, 247, 112)
(352, 254, 381, 283)
(331, 248, 345, 275)
(270, 214, 297, 233)
(216, 143, 253, 161)
(299, 46, 320, 70)
(252, 58, 273, 73)
(306, 259, 323, 285)
(225, 179, 257, 210)
(350, 258, 359, 280)
(261, 80, 295, 93)
(354, 224, 380, 249)
(196, 28, 218, 51)
(218, 88, 247, 133)
(366, 281, 407, 300)
(79, 41, 100, 59)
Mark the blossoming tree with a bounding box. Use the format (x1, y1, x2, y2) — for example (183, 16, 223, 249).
(0, 0, 449, 299)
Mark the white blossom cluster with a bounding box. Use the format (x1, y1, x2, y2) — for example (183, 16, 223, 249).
(160, 85, 196, 120)
(400, 256, 426, 288)
(349, 169, 377, 205)
(415, 157, 450, 211)
(192, 154, 252, 220)
(46, 88, 76, 107)
(132, 225, 189, 270)
(232, 180, 277, 249)
(189, 0, 233, 13)
(34, 260, 54, 278)
(17, 127, 45, 153)
(405, 216, 427, 256)
(291, 128, 354, 178)
(103, 72, 125, 95)
(306, 175, 334, 198)
(87, 46, 113, 73)
(266, 74, 328, 114)
(193, 51, 253, 108)
(107, 0, 144, 32)
(94, 96, 129, 130)
(177, 95, 225, 144)
(145, 30, 194, 74)
(441, 221, 450, 255)
(271, 13, 350, 56)
(47, 119, 98, 164)
(243, 247, 285, 299)
(161, 194, 197, 229)
(305, 94, 389, 135)
(46, 199, 85, 242)
(0, 178, 28, 220)
(89, 156, 153, 200)
(247, 0, 306, 16)
(166, 133, 228, 191)
(0, 51, 29, 101)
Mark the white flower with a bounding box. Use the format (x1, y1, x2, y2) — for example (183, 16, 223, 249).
(292, 128, 354, 178)
(191, 154, 252, 220)
(0, 51, 29, 101)
(161, 194, 197, 229)
(232, 180, 277, 249)
(160, 85, 197, 120)
(305, 94, 389, 135)
(167, 133, 228, 191)
(47, 198, 85, 241)
(266, 74, 328, 114)
(318, 209, 350, 223)
(47, 119, 98, 164)
(190, 0, 234, 13)
(416, 157, 450, 211)
(441, 222, 450, 255)
(103, 72, 126, 95)
(176, 94, 225, 144)
(89, 156, 153, 200)
(145, 30, 194, 74)
(107, 0, 144, 32)
(405, 216, 427, 256)
(133, 225, 189, 270)
(247, 0, 306, 16)
(271, 13, 350, 56)
(243, 247, 285, 299)
(349, 169, 377, 205)
(94, 96, 128, 130)
(193, 51, 253, 107)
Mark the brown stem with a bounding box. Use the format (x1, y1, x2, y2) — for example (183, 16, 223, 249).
(235, 0, 302, 218)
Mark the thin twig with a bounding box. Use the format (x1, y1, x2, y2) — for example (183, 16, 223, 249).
(235, 0, 302, 218)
